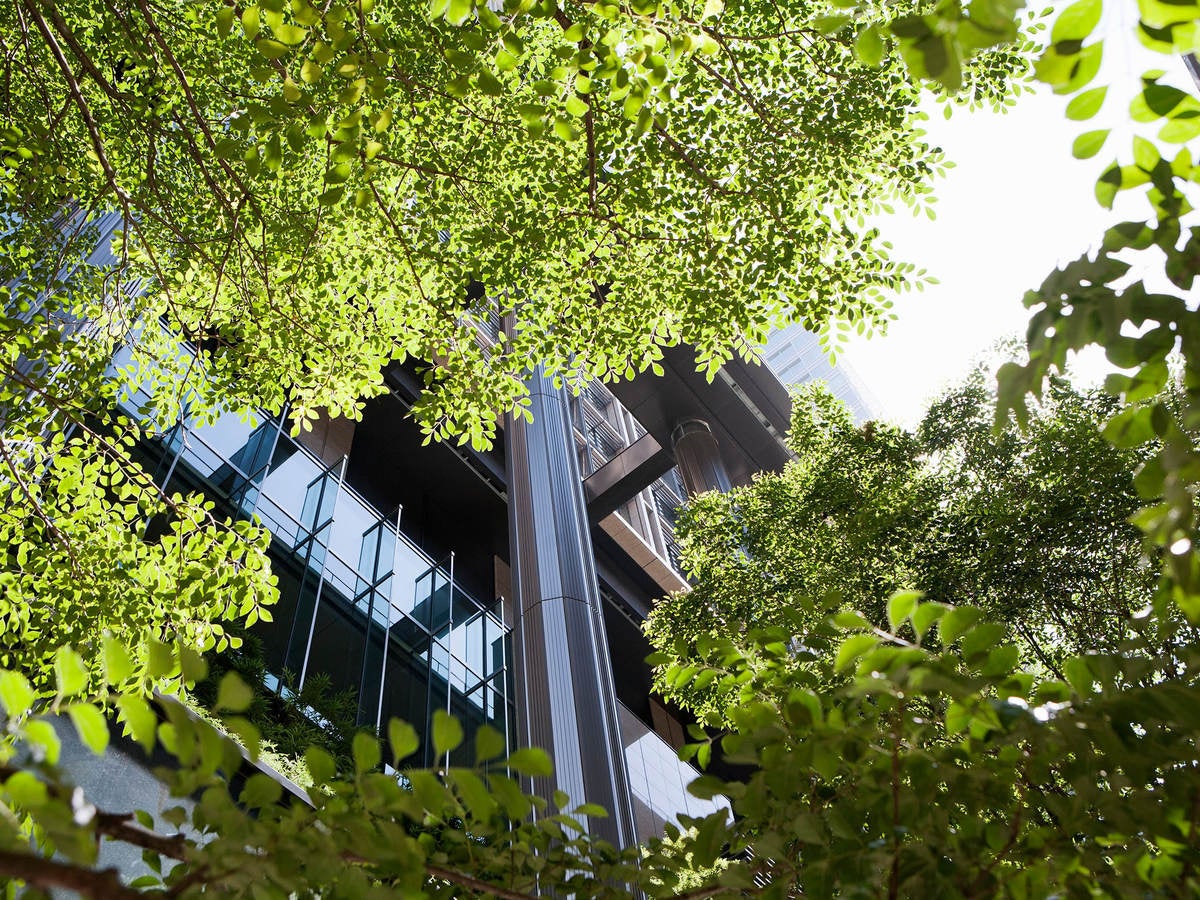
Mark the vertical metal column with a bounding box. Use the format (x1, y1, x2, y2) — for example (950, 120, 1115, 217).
(670, 418, 732, 496)
(505, 366, 636, 849)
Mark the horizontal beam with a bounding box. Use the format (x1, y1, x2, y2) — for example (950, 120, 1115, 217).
(582, 432, 675, 522)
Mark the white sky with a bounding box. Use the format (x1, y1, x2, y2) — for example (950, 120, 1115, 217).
(839, 10, 1190, 428)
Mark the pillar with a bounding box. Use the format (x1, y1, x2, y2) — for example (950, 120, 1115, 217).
(670, 418, 731, 496)
(504, 366, 637, 849)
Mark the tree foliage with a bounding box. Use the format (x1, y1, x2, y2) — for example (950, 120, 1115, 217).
(10, 597, 1200, 898)
(993, 0, 1200, 627)
(646, 369, 1162, 718)
(0, 0, 1025, 446)
(6, 0, 1200, 897)
(0, 0, 1028, 709)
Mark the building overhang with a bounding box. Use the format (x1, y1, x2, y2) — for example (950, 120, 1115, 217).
(606, 345, 793, 487)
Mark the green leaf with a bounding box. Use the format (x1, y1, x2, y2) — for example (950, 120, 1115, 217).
(505, 746, 553, 776)
(240, 773, 282, 808)
(224, 716, 261, 760)
(1095, 162, 1122, 208)
(940, 606, 984, 644)
(305, 746, 337, 784)
(1052, 0, 1102, 42)
(553, 118, 581, 141)
(945, 700, 971, 734)
(474, 724, 506, 763)
(216, 6, 235, 38)
(833, 610, 871, 629)
(701, 0, 723, 20)
(854, 25, 884, 67)
(432, 710, 464, 757)
(255, 38, 291, 59)
(318, 186, 345, 206)
(961, 622, 1006, 658)
(21, 719, 61, 765)
(67, 703, 110, 754)
(1072, 129, 1109, 159)
(177, 644, 208, 684)
(1063, 657, 1095, 696)
(101, 635, 134, 684)
(215, 672, 254, 712)
(982, 645, 1020, 677)
(0, 670, 36, 717)
(388, 718, 420, 764)
(1133, 134, 1160, 170)
(495, 48, 519, 72)
(2, 771, 48, 808)
(1065, 86, 1107, 120)
(565, 94, 588, 117)
(242, 5, 261, 38)
(1104, 405, 1155, 447)
(446, 0, 472, 26)
(146, 639, 175, 680)
(887, 590, 922, 630)
(272, 23, 308, 45)
(116, 695, 158, 753)
(813, 15, 851, 35)
(300, 59, 322, 83)
(911, 602, 949, 640)
(476, 70, 504, 96)
(353, 731, 381, 773)
(834, 634, 878, 673)
(54, 646, 88, 698)
(449, 770, 497, 819)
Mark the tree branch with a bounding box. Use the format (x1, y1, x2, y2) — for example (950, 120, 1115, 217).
(0, 849, 145, 900)
(425, 863, 539, 900)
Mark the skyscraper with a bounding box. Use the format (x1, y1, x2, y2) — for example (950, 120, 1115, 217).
(764, 324, 880, 422)
(27, 219, 797, 846)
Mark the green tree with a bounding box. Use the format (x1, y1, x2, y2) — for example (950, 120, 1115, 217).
(646, 367, 1161, 715)
(8, 593, 1200, 897)
(0, 0, 1028, 700)
(9, 0, 1200, 897)
(916, 365, 1161, 670)
(646, 381, 937, 671)
(0, 0, 1026, 446)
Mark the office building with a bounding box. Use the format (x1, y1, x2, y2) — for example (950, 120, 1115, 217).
(764, 324, 880, 422)
(16, 211, 796, 848)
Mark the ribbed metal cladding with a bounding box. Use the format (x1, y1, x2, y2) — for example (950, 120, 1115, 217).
(505, 366, 637, 850)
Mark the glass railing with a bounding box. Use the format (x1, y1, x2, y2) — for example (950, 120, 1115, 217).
(109, 331, 513, 760)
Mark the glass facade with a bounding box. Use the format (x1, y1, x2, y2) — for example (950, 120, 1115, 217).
(109, 335, 514, 767)
(764, 324, 880, 422)
(617, 703, 729, 839)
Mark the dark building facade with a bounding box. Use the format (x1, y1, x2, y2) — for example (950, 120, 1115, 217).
(23, 211, 796, 844)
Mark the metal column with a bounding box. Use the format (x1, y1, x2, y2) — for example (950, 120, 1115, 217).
(504, 366, 636, 849)
(670, 418, 732, 496)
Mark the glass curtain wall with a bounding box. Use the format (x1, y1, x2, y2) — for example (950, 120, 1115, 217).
(110, 334, 514, 766)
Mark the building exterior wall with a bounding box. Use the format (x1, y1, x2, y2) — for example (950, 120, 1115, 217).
(109, 332, 514, 769)
(12, 212, 772, 855)
(764, 324, 880, 422)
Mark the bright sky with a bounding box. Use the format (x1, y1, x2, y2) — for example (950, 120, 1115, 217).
(839, 10, 1191, 428)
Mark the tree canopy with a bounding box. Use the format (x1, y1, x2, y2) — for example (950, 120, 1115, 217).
(647, 367, 1162, 706)
(8, 0, 1200, 896)
(1, 0, 1026, 446)
(0, 0, 1029, 716)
